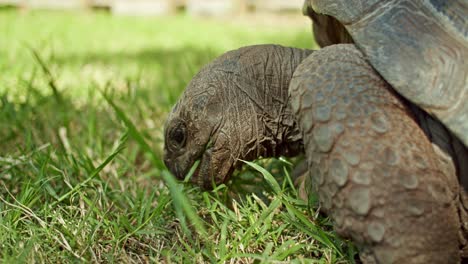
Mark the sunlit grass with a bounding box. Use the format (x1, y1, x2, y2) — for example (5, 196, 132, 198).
(0, 9, 354, 263)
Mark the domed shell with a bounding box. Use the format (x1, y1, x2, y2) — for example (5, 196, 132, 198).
(304, 0, 468, 146)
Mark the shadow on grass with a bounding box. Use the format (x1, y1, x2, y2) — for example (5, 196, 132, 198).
(1, 44, 219, 152)
(52, 45, 219, 106)
(53, 45, 217, 66)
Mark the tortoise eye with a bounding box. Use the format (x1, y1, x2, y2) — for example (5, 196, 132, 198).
(170, 124, 186, 147)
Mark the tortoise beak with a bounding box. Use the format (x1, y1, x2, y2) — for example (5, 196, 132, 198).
(163, 156, 184, 180)
(163, 147, 210, 186)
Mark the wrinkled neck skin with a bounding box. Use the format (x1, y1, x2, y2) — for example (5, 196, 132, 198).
(219, 46, 312, 161)
(164, 45, 313, 189)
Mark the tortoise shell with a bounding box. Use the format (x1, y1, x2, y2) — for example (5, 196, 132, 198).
(303, 0, 468, 146)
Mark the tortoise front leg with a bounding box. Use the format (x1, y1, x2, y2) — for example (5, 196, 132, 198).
(289, 44, 460, 263)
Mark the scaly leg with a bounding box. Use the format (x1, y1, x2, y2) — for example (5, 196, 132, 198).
(289, 44, 460, 263)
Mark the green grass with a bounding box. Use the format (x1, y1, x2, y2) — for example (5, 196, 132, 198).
(0, 10, 355, 263)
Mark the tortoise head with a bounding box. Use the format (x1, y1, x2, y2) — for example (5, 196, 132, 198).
(163, 59, 232, 189)
(163, 45, 311, 189)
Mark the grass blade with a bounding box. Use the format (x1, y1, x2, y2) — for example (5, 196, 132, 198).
(101, 90, 207, 236)
(242, 159, 344, 256)
(27, 45, 63, 104)
(51, 132, 127, 206)
(241, 160, 281, 194)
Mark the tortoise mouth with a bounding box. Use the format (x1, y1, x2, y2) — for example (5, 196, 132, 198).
(192, 146, 218, 190)
(165, 135, 236, 190)
(190, 146, 236, 190)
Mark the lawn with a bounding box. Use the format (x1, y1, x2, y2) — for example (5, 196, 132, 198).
(0, 9, 355, 263)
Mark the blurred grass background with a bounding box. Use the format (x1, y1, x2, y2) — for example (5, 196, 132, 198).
(0, 9, 354, 263)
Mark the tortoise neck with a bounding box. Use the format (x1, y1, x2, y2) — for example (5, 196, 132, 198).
(229, 46, 312, 161)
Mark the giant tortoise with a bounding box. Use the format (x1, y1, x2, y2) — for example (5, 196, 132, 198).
(163, 0, 468, 262)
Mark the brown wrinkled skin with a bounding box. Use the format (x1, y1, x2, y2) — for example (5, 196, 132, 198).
(164, 44, 468, 263)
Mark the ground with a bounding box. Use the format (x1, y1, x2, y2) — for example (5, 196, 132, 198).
(0, 9, 355, 263)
